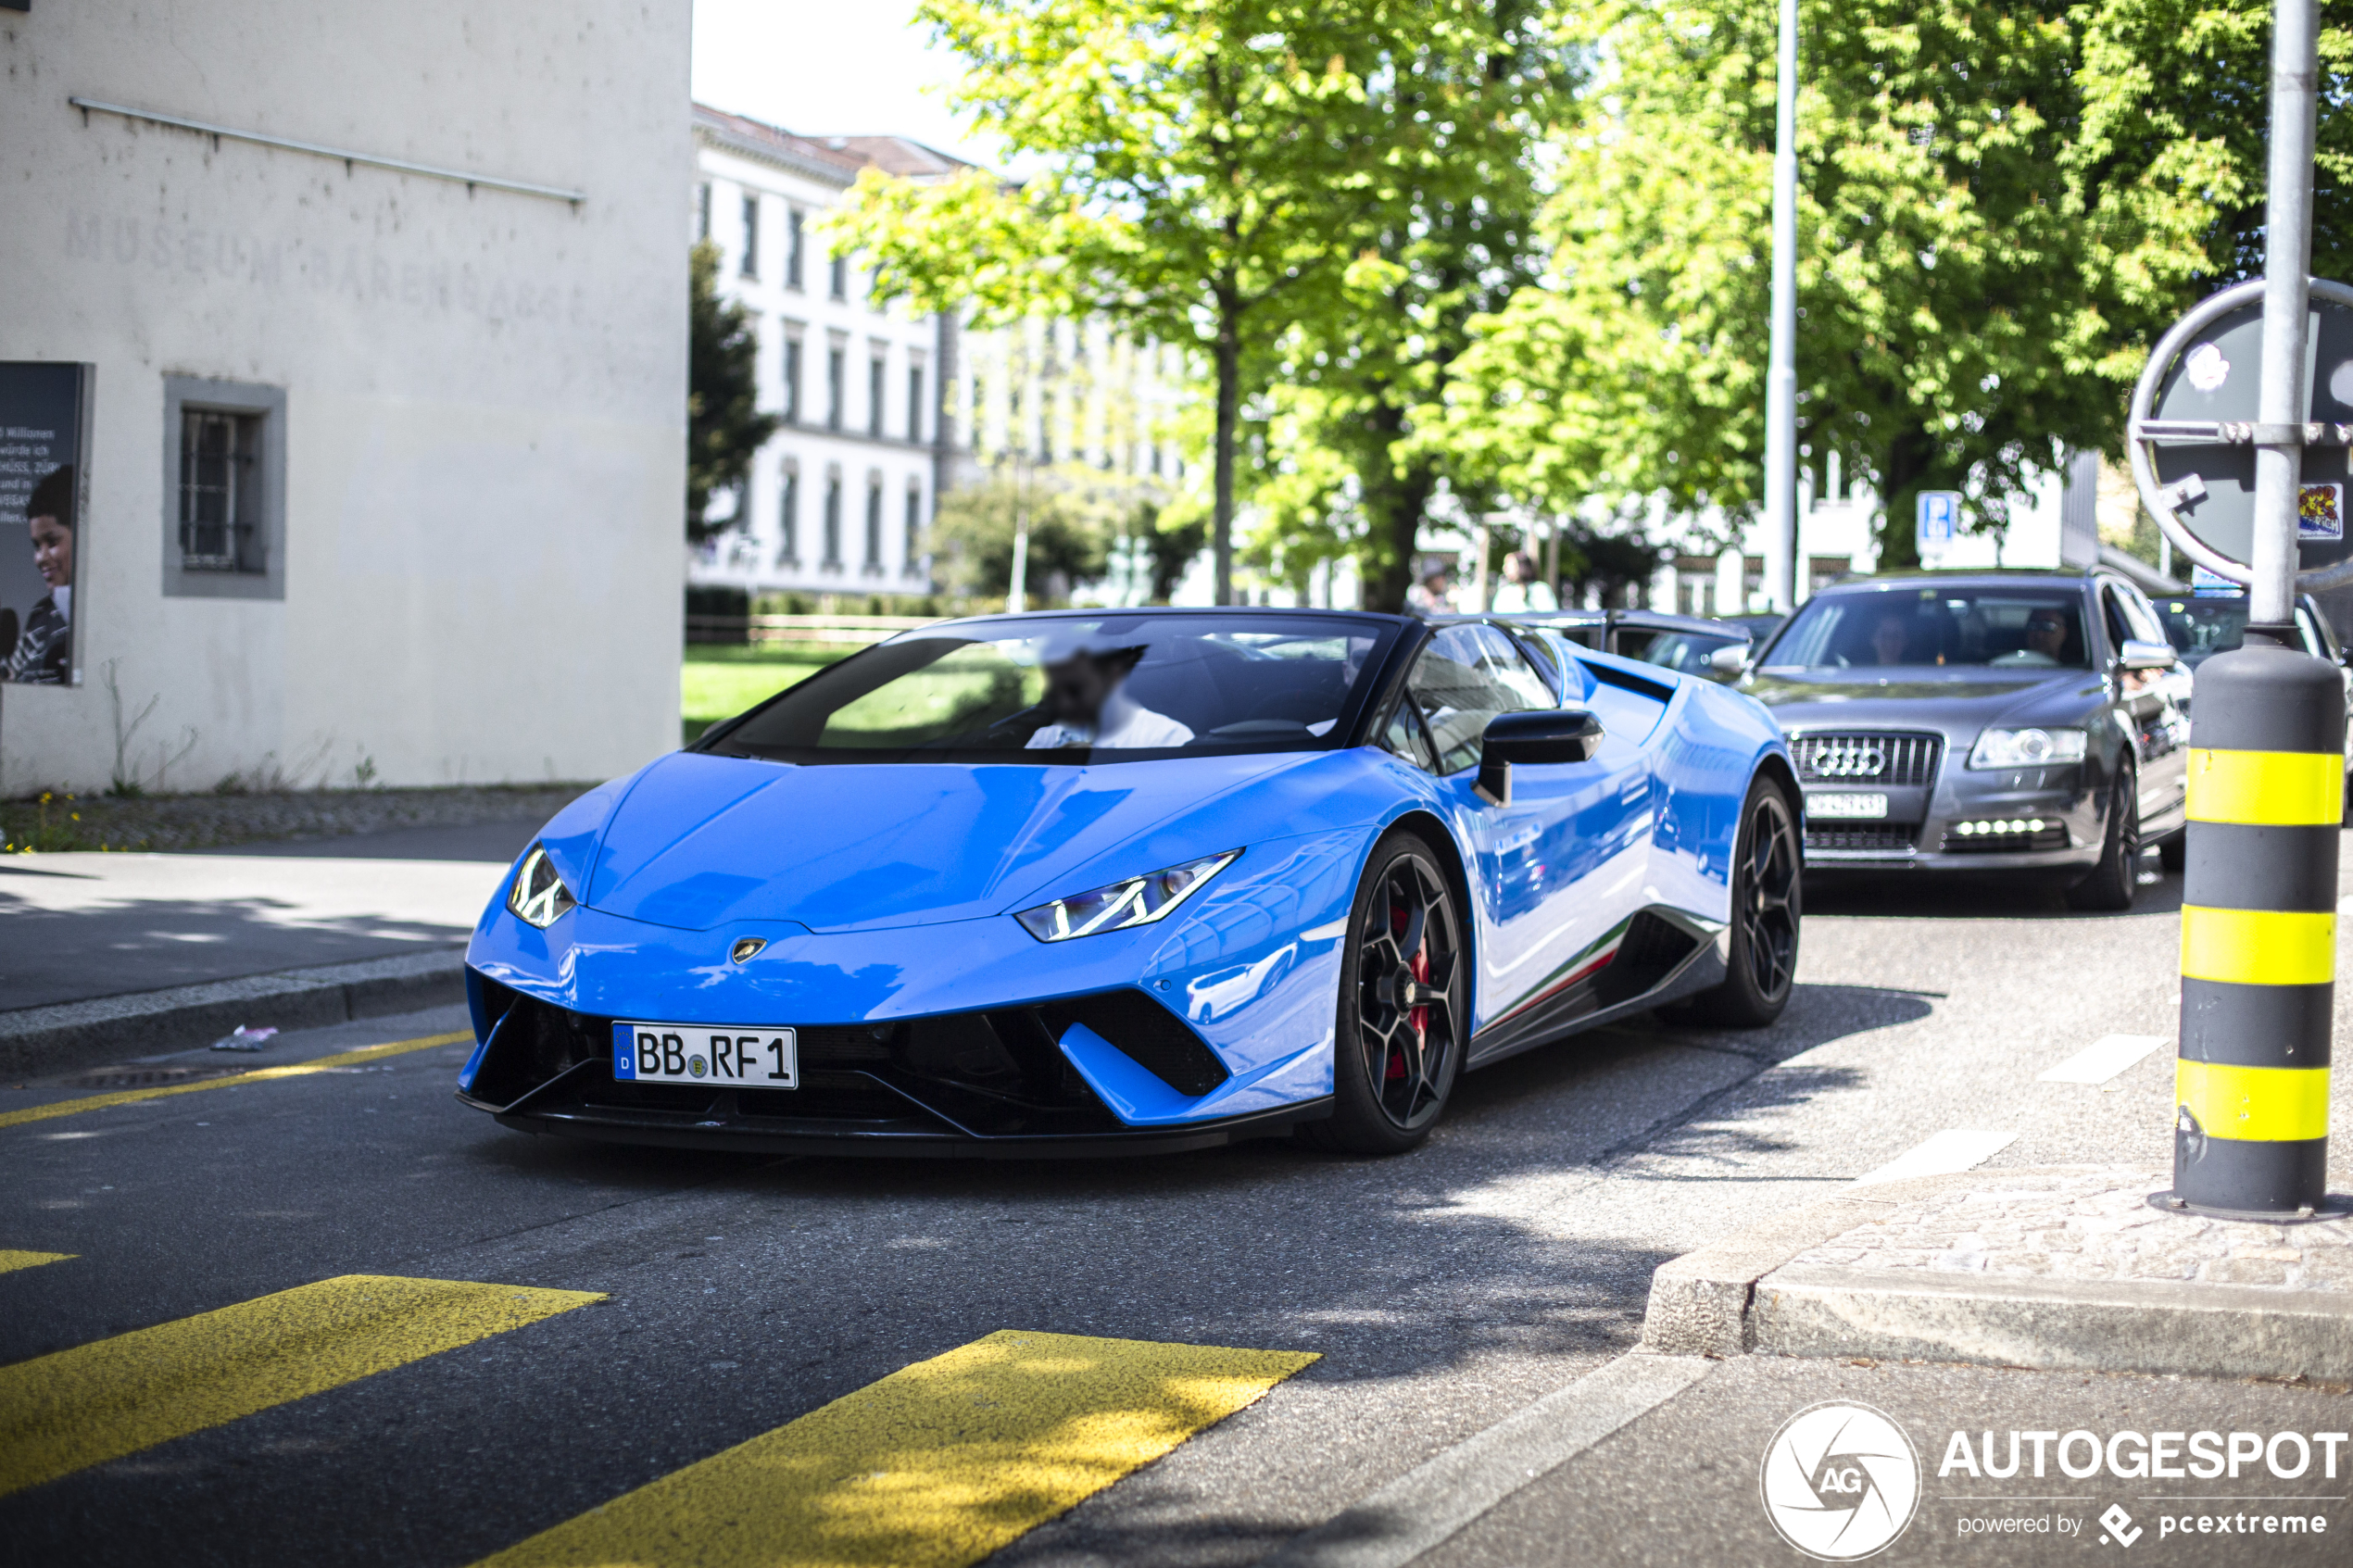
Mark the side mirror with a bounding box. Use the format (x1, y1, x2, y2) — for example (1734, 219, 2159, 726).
(1476, 709, 1605, 806)
(1706, 644, 1752, 677)
(2118, 638, 2178, 672)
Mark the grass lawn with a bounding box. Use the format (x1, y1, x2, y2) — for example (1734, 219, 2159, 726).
(681, 645, 860, 746)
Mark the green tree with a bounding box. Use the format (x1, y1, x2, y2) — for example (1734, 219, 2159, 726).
(1435, 1, 2353, 570)
(927, 471, 1114, 601)
(1256, 3, 1566, 611)
(831, 0, 1416, 605)
(686, 239, 778, 546)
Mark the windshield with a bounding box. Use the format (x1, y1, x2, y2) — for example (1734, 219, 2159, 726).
(698, 614, 1395, 765)
(2151, 595, 2249, 669)
(1762, 586, 2091, 671)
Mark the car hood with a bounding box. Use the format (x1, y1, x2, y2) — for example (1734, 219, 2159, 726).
(1745, 667, 2106, 734)
(580, 748, 1311, 933)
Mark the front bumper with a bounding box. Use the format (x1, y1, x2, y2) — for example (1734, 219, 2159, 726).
(1801, 764, 2104, 872)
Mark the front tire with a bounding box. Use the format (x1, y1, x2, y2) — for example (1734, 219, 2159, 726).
(2067, 760, 2141, 911)
(1301, 831, 1466, 1155)
(1680, 776, 1801, 1027)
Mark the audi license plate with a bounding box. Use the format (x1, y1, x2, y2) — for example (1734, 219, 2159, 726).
(613, 1022, 797, 1087)
(1806, 791, 1889, 821)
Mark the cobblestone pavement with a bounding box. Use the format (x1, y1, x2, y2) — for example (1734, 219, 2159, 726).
(1792, 1165, 2353, 1292)
(0, 784, 592, 852)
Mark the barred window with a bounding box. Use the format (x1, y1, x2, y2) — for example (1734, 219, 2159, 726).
(179, 409, 263, 573)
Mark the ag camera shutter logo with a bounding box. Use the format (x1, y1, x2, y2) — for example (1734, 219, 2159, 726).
(1759, 1401, 1921, 1561)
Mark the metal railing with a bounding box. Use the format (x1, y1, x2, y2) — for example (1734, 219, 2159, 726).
(686, 614, 939, 646)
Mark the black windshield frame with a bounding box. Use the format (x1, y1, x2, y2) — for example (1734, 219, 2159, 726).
(692, 611, 1410, 766)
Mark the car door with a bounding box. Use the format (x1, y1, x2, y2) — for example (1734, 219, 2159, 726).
(1393, 623, 1655, 1037)
(2104, 581, 2190, 831)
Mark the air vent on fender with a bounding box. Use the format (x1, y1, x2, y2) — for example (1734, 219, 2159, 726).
(1037, 989, 1232, 1098)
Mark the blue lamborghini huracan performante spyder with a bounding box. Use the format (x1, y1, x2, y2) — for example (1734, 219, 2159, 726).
(459, 609, 1800, 1157)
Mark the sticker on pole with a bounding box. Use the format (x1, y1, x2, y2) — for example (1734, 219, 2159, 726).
(2299, 482, 2345, 541)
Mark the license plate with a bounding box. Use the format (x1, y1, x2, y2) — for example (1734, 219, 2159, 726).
(613, 1022, 798, 1087)
(1806, 791, 1889, 820)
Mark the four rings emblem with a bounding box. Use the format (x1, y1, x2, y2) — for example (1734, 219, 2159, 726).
(1808, 744, 1886, 779)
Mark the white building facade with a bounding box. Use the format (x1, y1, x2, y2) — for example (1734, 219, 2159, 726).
(691, 107, 956, 599)
(0, 2, 690, 793)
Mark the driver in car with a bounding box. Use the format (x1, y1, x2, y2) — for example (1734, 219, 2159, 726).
(1993, 608, 2070, 667)
(1026, 645, 1194, 749)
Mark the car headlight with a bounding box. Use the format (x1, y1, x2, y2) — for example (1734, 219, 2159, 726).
(1968, 727, 2088, 769)
(1014, 849, 1240, 942)
(507, 844, 577, 929)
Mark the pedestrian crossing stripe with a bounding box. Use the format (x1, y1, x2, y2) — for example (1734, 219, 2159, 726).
(472, 1329, 1319, 1568)
(0, 1030, 471, 1133)
(0, 1273, 602, 1498)
(0, 1251, 72, 1276)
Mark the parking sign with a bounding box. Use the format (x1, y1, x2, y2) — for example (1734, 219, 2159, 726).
(1916, 491, 1960, 558)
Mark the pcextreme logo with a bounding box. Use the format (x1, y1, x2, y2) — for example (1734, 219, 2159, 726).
(1761, 1401, 1922, 1561)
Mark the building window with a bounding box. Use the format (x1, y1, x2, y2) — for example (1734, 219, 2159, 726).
(863, 480, 884, 573)
(786, 208, 804, 290)
(823, 476, 844, 568)
(907, 366, 925, 445)
(826, 346, 844, 432)
(828, 251, 847, 301)
(179, 410, 260, 571)
(868, 357, 886, 438)
(969, 371, 985, 452)
(739, 194, 761, 279)
(163, 376, 284, 600)
(698, 182, 711, 241)
(903, 487, 924, 576)
(777, 468, 799, 565)
(782, 335, 802, 423)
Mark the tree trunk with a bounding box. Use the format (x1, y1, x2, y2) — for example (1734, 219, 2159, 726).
(1213, 320, 1239, 607)
(1358, 398, 1431, 614)
(1877, 426, 1936, 573)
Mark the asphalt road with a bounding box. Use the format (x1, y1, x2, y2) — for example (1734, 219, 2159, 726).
(3, 851, 2347, 1566)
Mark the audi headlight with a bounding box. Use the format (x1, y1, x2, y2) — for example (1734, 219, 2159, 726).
(1968, 727, 2088, 770)
(507, 844, 577, 929)
(1014, 849, 1240, 942)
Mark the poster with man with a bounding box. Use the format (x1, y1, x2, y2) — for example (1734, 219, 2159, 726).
(0, 363, 90, 686)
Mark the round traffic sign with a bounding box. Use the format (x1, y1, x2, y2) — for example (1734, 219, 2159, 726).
(2128, 276, 2353, 588)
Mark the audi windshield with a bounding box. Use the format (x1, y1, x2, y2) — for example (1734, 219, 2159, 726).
(1763, 587, 2091, 671)
(696, 613, 1398, 765)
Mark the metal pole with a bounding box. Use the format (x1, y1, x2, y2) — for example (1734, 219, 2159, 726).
(1473, 516, 1491, 612)
(2164, 0, 2342, 1223)
(1762, 0, 1801, 612)
(1009, 451, 1030, 613)
(2251, 0, 2320, 635)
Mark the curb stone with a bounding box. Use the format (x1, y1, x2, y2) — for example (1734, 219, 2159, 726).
(1640, 1165, 2353, 1381)
(0, 947, 466, 1080)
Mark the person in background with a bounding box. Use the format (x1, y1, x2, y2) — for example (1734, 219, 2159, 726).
(1406, 567, 1454, 617)
(7, 464, 72, 684)
(1491, 551, 1558, 614)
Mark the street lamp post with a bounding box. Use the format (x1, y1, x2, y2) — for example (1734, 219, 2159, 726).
(1761, 0, 1801, 614)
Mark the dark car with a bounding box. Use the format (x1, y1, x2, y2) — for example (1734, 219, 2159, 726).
(1508, 608, 1755, 684)
(1743, 569, 2188, 909)
(2145, 587, 2353, 794)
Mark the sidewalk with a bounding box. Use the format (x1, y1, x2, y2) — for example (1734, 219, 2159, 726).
(0, 821, 535, 1077)
(1644, 1164, 2353, 1380)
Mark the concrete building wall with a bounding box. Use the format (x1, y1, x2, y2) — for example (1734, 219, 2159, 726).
(0, 2, 689, 793)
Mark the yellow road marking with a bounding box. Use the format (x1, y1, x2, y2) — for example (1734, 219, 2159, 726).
(475, 1328, 1318, 1568)
(0, 1273, 600, 1498)
(2178, 1060, 2334, 1143)
(2185, 747, 2347, 826)
(0, 1031, 470, 1132)
(0, 1252, 72, 1276)
(2180, 906, 2335, 987)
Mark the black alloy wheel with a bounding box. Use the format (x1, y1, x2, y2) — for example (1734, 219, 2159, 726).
(2068, 759, 2141, 911)
(1303, 832, 1466, 1155)
(1680, 778, 1801, 1026)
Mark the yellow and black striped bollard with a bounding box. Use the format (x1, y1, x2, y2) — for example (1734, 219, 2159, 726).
(2171, 642, 2344, 1218)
